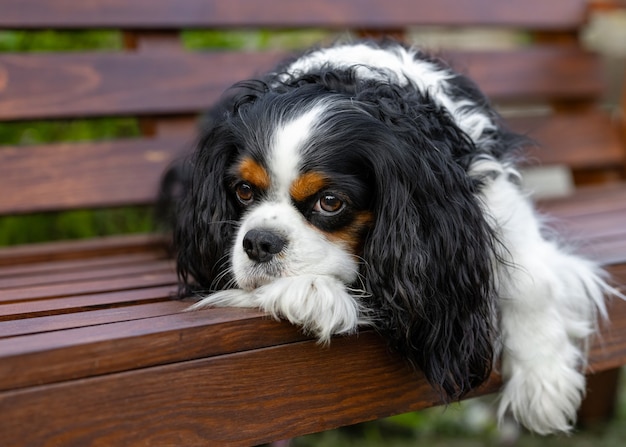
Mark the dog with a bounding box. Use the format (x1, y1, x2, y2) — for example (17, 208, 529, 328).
(159, 40, 619, 435)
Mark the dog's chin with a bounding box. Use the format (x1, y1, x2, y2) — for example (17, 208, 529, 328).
(237, 271, 279, 291)
(189, 274, 370, 343)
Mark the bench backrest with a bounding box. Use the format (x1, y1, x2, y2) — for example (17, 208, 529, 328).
(1, 0, 624, 218)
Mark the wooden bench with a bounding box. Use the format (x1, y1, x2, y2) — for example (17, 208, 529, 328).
(1, 0, 626, 445)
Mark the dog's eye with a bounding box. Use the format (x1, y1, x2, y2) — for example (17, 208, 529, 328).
(314, 193, 345, 216)
(235, 182, 254, 205)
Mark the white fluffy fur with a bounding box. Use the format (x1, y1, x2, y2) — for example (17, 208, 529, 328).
(471, 158, 610, 434)
(189, 43, 620, 435)
(190, 275, 368, 343)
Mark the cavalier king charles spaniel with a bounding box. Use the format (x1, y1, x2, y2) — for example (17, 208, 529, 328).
(160, 41, 618, 435)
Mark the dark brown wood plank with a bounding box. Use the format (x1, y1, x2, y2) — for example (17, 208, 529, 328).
(0, 47, 602, 122)
(0, 331, 501, 447)
(0, 136, 189, 215)
(0, 51, 284, 121)
(3, 304, 625, 447)
(0, 285, 176, 320)
(539, 184, 626, 218)
(0, 233, 167, 266)
(0, 259, 174, 289)
(0, 252, 164, 278)
(0, 0, 588, 30)
(444, 47, 603, 103)
(0, 307, 308, 391)
(0, 271, 177, 303)
(508, 110, 624, 170)
(0, 300, 184, 337)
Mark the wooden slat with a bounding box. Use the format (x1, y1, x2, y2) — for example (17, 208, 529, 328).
(2, 302, 626, 447)
(0, 0, 588, 30)
(445, 47, 603, 103)
(0, 51, 285, 121)
(0, 136, 188, 214)
(0, 307, 308, 391)
(0, 285, 176, 320)
(0, 331, 499, 447)
(0, 112, 617, 219)
(0, 271, 177, 303)
(0, 47, 602, 122)
(0, 300, 184, 337)
(0, 233, 167, 266)
(508, 109, 624, 170)
(0, 252, 164, 278)
(0, 259, 174, 289)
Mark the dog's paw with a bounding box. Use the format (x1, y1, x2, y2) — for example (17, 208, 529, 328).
(497, 359, 585, 435)
(253, 275, 365, 343)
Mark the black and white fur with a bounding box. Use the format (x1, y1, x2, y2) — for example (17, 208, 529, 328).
(161, 41, 618, 435)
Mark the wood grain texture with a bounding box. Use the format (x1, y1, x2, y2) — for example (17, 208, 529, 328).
(0, 51, 284, 121)
(508, 109, 624, 170)
(0, 0, 588, 30)
(0, 109, 616, 216)
(0, 332, 499, 447)
(0, 136, 191, 214)
(1, 303, 625, 447)
(0, 47, 602, 122)
(0, 233, 167, 266)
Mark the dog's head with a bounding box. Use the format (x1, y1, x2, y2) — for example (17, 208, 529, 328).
(165, 42, 509, 399)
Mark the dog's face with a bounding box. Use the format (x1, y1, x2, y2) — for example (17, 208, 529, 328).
(227, 102, 374, 291)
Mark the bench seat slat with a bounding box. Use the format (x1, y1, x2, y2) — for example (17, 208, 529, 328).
(0, 259, 174, 289)
(0, 0, 588, 30)
(0, 271, 177, 303)
(0, 299, 183, 337)
(0, 252, 165, 278)
(0, 285, 176, 320)
(0, 233, 167, 266)
(0, 307, 307, 392)
(3, 315, 625, 446)
(538, 184, 626, 217)
(0, 47, 602, 122)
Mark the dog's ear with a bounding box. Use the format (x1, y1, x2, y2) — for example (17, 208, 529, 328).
(160, 104, 242, 295)
(358, 85, 498, 400)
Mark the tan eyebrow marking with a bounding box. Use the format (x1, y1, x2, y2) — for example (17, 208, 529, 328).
(290, 171, 328, 202)
(237, 157, 271, 189)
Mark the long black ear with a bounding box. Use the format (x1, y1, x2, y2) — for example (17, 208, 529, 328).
(160, 103, 242, 296)
(358, 85, 498, 400)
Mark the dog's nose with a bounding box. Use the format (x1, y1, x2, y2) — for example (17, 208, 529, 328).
(243, 229, 286, 263)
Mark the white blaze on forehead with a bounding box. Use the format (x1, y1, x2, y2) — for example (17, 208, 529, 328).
(269, 105, 325, 197)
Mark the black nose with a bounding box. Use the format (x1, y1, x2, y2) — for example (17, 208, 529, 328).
(243, 229, 286, 263)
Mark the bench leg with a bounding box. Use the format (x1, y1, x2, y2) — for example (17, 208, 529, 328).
(577, 367, 622, 428)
